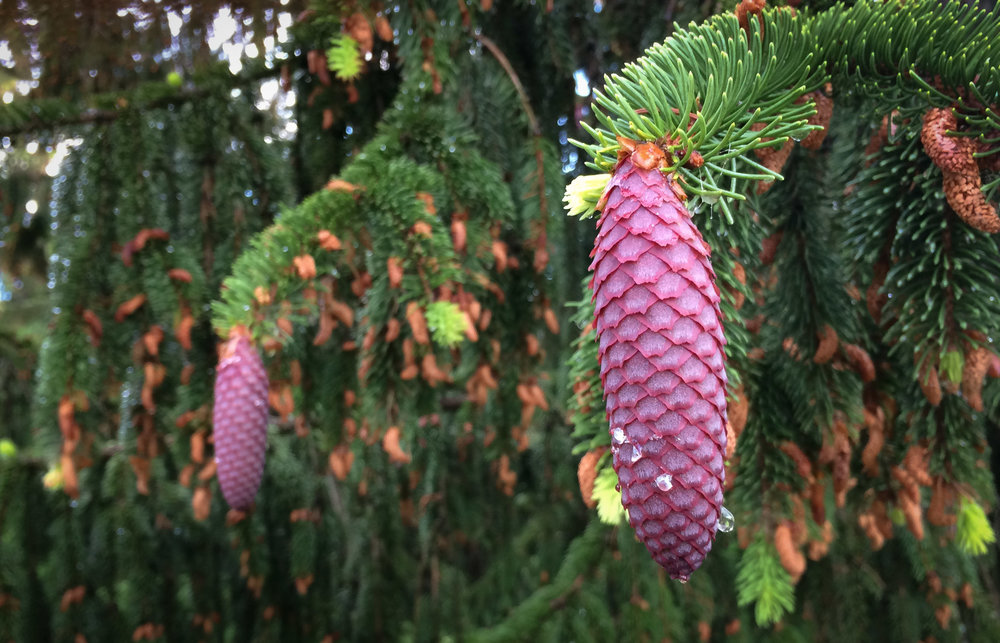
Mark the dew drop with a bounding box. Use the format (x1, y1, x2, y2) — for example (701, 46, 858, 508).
(716, 506, 735, 533)
(629, 444, 642, 463)
(611, 426, 626, 445)
(655, 473, 673, 491)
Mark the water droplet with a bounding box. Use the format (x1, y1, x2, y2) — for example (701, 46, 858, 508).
(629, 444, 642, 463)
(716, 506, 735, 533)
(655, 473, 673, 491)
(676, 576, 689, 584)
(611, 427, 626, 445)
(614, 483, 621, 492)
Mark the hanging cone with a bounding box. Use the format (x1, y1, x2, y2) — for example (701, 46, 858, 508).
(590, 144, 728, 581)
(213, 332, 269, 510)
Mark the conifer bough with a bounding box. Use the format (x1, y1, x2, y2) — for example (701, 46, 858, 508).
(213, 331, 269, 510)
(591, 141, 728, 580)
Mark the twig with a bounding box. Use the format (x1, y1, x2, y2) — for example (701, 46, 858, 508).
(323, 473, 348, 519)
(474, 33, 550, 231)
(474, 33, 539, 136)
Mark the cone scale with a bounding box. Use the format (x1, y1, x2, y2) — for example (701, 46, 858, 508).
(590, 145, 728, 581)
(213, 333, 269, 510)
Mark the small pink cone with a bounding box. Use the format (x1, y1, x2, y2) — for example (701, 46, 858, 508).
(213, 334, 269, 510)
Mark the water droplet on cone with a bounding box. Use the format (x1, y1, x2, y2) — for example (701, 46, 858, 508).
(716, 506, 735, 533)
(655, 472, 673, 491)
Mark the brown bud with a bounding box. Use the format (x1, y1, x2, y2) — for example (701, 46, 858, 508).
(919, 363, 943, 406)
(800, 90, 834, 150)
(844, 343, 876, 382)
(329, 444, 354, 480)
(405, 302, 430, 345)
(375, 15, 393, 41)
(114, 294, 147, 322)
(387, 257, 403, 289)
(577, 448, 605, 508)
(774, 522, 806, 582)
(962, 347, 992, 412)
(813, 324, 839, 364)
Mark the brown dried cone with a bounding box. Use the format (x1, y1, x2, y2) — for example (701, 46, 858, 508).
(921, 107, 1000, 233)
(921, 108, 975, 173)
(962, 346, 993, 412)
(213, 331, 269, 510)
(943, 172, 1000, 233)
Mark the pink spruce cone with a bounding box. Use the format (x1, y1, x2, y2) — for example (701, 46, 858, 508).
(213, 333, 269, 510)
(590, 146, 728, 581)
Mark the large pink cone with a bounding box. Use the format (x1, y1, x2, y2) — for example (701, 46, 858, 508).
(589, 156, 728, 581)
(213, 334, 269, 510)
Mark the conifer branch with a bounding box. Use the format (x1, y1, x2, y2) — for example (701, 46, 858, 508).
(0, 62, 280, 138)
(571, 0, 1000, 210)
(466, 521, 605, 643)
